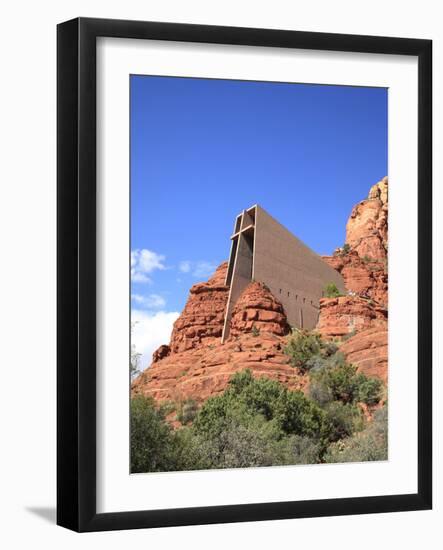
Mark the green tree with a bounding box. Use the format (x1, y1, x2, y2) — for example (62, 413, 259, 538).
(309, 361, 382, 407)
(131, 396, 203, 472)
(284, 330, 323, 369)
(284, 330, 338, 371)
(324, 406, 388, 463)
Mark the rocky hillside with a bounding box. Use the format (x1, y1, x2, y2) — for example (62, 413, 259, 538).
(317, 176, 388, 381)
(132, 280, 304, 403)
(132, 177, 389, 403)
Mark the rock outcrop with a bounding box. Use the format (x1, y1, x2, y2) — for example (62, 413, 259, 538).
(318, 176, 388, 380)
(323, 251, 387, 307)
(346, 176, 388, 260)
(230, 282, 290, 337)
(168, 262, 229, 353)
(340, 326, 388, 383)
(132, 331, 305, 404)
(133, 279, 299, 403)
(317, 295, 387, 339)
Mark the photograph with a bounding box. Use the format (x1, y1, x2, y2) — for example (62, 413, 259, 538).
(129, 75, 389, 473)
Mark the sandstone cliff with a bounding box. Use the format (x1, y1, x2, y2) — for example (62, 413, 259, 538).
(168, 262, 229, 354)
(132, 281, 302, 403)
(318, 176, 388, 381)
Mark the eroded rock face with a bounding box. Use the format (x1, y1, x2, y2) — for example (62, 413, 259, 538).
(229, 282, 290, 337)
(132, 332, 305, 404)
(317, 296, 387, 339)
(316, 178, 388, 382)
(323, 251, 388, 306)
(340, 326, 388, 383)
(169, 262, 229, 353)
(346, 176, 388, 261)
(133, 280, 295, 403)
(152, 344, 170, 364)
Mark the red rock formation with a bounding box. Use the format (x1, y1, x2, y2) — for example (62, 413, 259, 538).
(152, 344, 170, 364)
(346, 176, 388, 260)
(317, 296, 387, 339)
(340, 326, 388, 383)
(133, 280, 298, 403)
(169, 262, 229, 353)
(132, 332, 305, 404)
(317, 177, 389, 382)
(322, 176, 388, 307)
(230, 282, 290, 337)
(323, 251, 388, 306)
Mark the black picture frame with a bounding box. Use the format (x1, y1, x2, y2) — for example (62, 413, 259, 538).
(57, 17, 432, 532)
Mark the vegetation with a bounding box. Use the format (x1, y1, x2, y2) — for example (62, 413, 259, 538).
(284, 329, 338, 371)
(324, 406, 388, 463)
(251, 325, 260, 337)
(176, 398, 199, 425)
(323, 282, 342, 298)
(131, 333, 386, 473)
(130, 321, 141, 380)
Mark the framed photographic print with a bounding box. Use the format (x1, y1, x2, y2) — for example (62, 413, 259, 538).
(57, 17, 432, 532)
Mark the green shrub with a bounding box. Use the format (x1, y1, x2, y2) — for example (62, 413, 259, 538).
(284, 330, 323, 369)
(309, 360, 383, 408)
(355, 375, 383, 405)
(131, 396, 184, 472)
(131, 366, 386, 473)
(193, 369, 325, 443)
(321, 401, 365, 443)
(323, 282, 341, 298)
(251, 325, 260, 337)
(176, 398, 199, 425)
(324, 406, 388, 463)
(275, 390, 326, 438)
(190, 372, 326, 470)
(310, 363, 355, 405)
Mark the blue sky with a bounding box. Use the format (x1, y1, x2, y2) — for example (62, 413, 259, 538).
(130, 75, 387, 367)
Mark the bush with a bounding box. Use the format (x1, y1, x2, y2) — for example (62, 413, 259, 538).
(284, 330, 323, 369)
(131, 396, 181, 472)
(131, 366, 386, 473)
(356, 375, 383, 405)
(284, 330, 340, 373)
(194, 369, 324, 440)
(309, 361, 382, 407)
(176, 398, 199, 425)
(191, 382, 325, 469)
(321, 401, 365, 443)
(323, 282, 341, 298)
(275, 390, 326, 438)
(324, 406, 388, 463)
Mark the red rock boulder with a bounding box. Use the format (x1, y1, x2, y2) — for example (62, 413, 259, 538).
(229, 281, 291, 337)
(169, 262, 229, 353)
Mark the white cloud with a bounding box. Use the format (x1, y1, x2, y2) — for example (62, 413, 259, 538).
(131, 293, 166, 309)
(131, 309, 179, 371)
(179, 260, 191, 273)
(178, 260, 218, 278)
(131, 249, 166, 283)
(192, 261, 217, 278)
